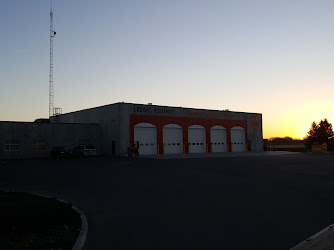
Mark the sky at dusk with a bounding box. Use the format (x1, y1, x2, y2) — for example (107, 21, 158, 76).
(1, 0, 334, 139)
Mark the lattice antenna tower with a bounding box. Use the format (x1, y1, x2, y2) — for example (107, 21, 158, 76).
(49, 0, 56, 118)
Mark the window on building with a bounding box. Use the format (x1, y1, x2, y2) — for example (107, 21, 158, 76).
(33, 139, 47, 151)
(4, 140, 20, 151)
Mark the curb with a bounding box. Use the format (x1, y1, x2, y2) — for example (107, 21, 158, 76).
(4, 191, 88, 250)
(71, 205, 88, 250)
(290, 223, 334, 250)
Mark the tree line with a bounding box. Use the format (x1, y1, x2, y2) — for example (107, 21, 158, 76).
(268, 118, 334, 150)
(268, 137, 303, 145)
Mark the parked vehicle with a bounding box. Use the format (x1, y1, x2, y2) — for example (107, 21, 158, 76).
(72, 144, 97, 157)
(50, 146, 72, 159)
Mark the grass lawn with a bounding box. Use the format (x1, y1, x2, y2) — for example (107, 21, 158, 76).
(0, 190, 81, 250)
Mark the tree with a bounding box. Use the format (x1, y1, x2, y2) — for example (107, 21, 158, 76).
(304, 118, 334, 148)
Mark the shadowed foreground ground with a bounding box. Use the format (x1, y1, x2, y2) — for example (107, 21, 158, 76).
(0, 190, 81, 249)
(1, 153, 334, 250)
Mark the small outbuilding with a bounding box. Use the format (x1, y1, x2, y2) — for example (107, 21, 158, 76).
(312, 142, 327, 153)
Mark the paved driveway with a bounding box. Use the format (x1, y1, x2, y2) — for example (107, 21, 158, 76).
(1, 153, 334, 250)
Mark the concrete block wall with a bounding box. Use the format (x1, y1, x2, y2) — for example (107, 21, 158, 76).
(51, 104, 121, 156)
(0, 122, 101, 159)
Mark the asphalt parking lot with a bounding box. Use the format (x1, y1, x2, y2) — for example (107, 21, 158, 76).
(1, 152, 334, 250)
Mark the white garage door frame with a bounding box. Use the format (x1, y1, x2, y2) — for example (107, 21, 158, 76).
(188, 125, 206, 153)
(163, 124, 183, 154)
(231, 126, 245, 152)
(134, 123, 157, 155)
(210, 125, 227, 153)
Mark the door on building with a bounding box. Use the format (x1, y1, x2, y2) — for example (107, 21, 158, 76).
(112, 140, 116, 156)
(210, 125, 227, 153)
(188, 125, 206, 153)
(163, 124, 183, 154)
(134, 123, 157, 155)
(231, 126, 245, 152)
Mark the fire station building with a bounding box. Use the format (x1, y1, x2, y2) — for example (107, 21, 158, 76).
(51, 102, 263, 156)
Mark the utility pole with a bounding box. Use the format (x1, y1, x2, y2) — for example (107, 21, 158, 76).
(49, 0, 56, 118)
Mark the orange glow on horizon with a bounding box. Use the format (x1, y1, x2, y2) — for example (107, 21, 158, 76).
(262, 98, 334, 140)
(263, 115, 334, 140)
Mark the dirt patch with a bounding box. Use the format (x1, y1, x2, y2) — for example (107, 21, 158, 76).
(0, 190, 81, 249)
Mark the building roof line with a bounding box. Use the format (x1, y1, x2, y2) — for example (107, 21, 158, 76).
(51, 102, 262, 117)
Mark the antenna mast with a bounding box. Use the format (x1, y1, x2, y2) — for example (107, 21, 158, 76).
(49, 0, 56, 118)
